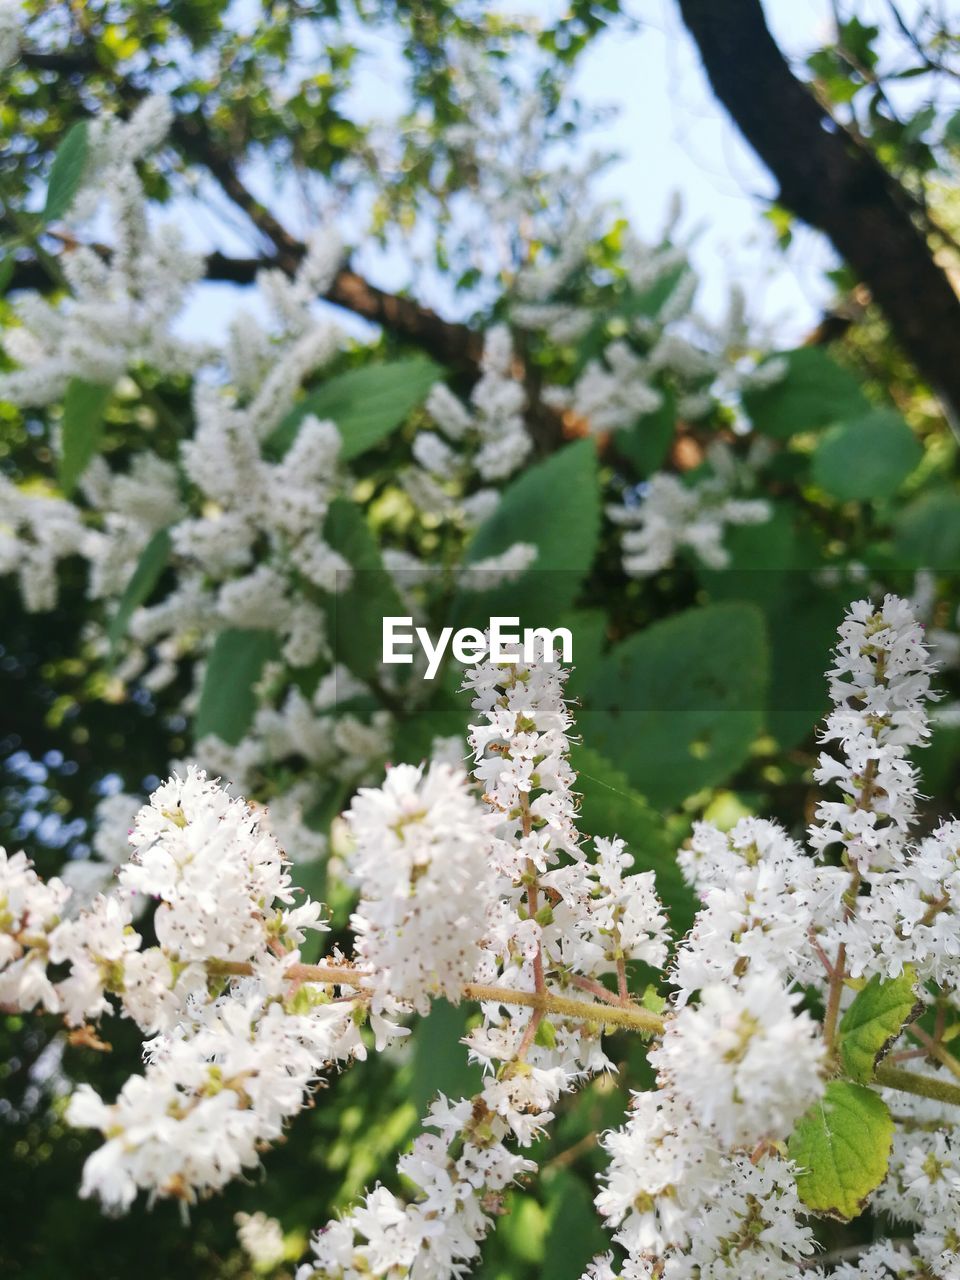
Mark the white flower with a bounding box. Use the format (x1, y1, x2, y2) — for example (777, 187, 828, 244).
(119, 767, 323, 964)
(608, 443, 769, 577)
(0, 847, 71, 1013)
(236, 1211, 286, 1269)
(809, 593, 935, 876)
(673, 817, 837, 998)
(651, 972, 825, 1146)
(346, 762, 496, 1015)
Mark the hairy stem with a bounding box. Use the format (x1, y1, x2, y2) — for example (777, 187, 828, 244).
(875, 1062, 960, 1107)
(204, 960, 665, 1035)
(908, 1024, 960, 1081)
(463, 982, 665, 1036)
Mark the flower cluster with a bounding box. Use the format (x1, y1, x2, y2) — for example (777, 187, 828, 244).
(345, 761, 495, 1016)
(809, 593, 936, 875)
(0, 95, 204, 408)
(7, 596, 960, 1277)
(607, 440, 771, 576)
(0, 769, 381, 1211)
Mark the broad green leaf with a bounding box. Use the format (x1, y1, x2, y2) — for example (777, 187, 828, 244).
(572, 745, 695, 932)
(0, 255, 14, 294)
(456, 439, 600, 624)
(541, 1172, 611, 1280)
(893, 489, 960, 569)
(324, 496, 407, 681)
(839, 970, 920, 1083)
(812, 410, 921, 502)
(296, 782, 354, 956)
(194, 629, 279, 745)
(614, 389, 676, 476)
(42, 122, 90, 224)
(107, 527, 171, 657)
(789, 1081, 893, 1220)
(582, 603, 768, 809)
(59, 378, 112, 495)
(763, 581, 857, 750)
(409, 999, 482, 1114)
(558, 608, 607, 702)
(698, 505, 802, 609)
(697, 510, 846, 749)
(743, 347, 870, 440)
(266, 357, 441, 459)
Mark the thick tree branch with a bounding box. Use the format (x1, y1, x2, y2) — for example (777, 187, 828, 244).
(676, 0, 960, 423)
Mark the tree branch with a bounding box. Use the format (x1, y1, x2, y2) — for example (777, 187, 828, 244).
(676, 0, 960, 425)
(14, 47, 484, 377)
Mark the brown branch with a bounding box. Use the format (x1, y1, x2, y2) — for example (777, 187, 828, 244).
(14, 46, 485, 378)
(676, 0, 960, 426)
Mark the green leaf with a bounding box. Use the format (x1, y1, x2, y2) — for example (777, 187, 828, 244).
(582, 603, 768, 809)
(946, 109, 960, 148)
(408, 999, 482, 1114)
(541, 1172, 611, 1280)
(812, 410, 922, 502)
(107, 527, 171, 657)
(42, 122, 90, 224)
(323, 496, 407, 681)
(764, 581, 858, 750)
(839, 970, 921, 1083)
(893, 489, 960, 568)
(58, 378, 112, 496)
(0, 255, 14, 295)
(614, 389, 676, 476)
(194, 629, 279, 745)
(265, 358, 441, 459)
(456, 439, 600, 625)
(572, 744, 695, 932)
(743, 347, 870, 440)
(698, 505, 801, 609)
(788, 1081, 893, 1220)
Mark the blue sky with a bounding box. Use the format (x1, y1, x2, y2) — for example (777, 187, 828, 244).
(177, 0, 936, 349)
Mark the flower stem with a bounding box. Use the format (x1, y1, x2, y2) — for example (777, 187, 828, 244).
(463, 981, 665, 1036)
(204, 960, 665, 1034)
(206, 958, 367, 987)
(907, 1024, 960, 1081)
(874, 1062, 960, 1107)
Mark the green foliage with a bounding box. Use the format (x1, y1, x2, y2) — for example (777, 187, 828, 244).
(583, 603, 768, 808)
(41, 121, 90, 224)
(194, 629, 280, 744)
(106, 527, 172, 657)
(788, 1081, 894, 1220)
(408, 999, 483, 1114)
(459, 439, 600, 622)
(838, 970, 921, 1082)
(613, 390, 676, 475)
(266, 358, 442, 460)
(893, 489, 960, 568)
(58, 378, 112, 496)
(742, 347, 871, 440)
(540, 1171, 611, 1279)
(812, 410, 922, 501)
(571, 744, 695, 931)
(323, 496, 406, 682)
